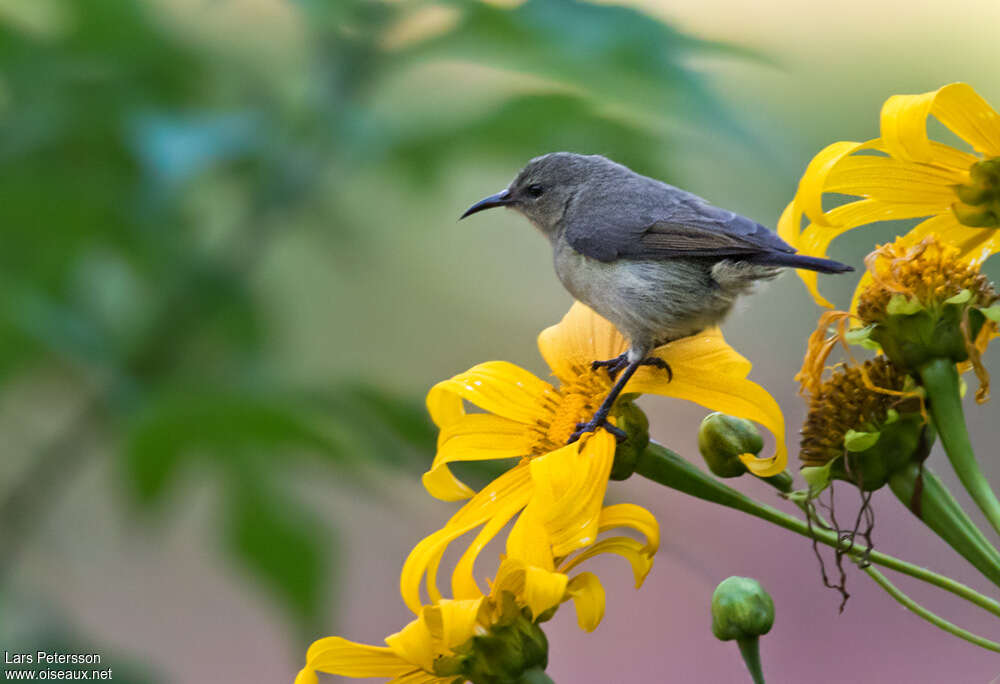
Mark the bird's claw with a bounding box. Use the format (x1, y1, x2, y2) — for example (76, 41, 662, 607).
(568, 418, 627, 444)
(592, 354, 672, 382)
(639, 356, 673, 382)
(591, 353, 629, 381)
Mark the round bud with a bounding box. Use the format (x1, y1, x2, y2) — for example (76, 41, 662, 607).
(711, 576, 775, 642)
(698, 413, 763, 479)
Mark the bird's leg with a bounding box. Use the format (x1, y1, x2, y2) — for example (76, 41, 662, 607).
(570, 351, 674, 444)
(591, 352, 630, 380)
(568, 359, 643, 444)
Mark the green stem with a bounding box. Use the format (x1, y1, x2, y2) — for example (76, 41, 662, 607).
(919, 358, 1000, 537)
(889, 463, 1000, 587)
(518, 667, 555, 684)
(861, 564, 1000, 652)
(736, 637, 765, 684)
(635, 443, 1000, 620)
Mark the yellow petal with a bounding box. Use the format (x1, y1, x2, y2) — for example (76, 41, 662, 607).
(597, 503, 660, 555)
(627, 328, 787, 477)
(401, 465, 533, 612)
(521, 564, 570, 619)
(427, 361, 554, 426)
(537, 302, 628, 385)
(566, 572, 606, 632)
(825, 155, 963, 206)
(796, 140, 876, 226)
(559, 537, 654, 588)
(422, 413, 534, 502)
(451, 494, 529, 600)
(527, 431, 616, 557)
(300, 637, 412, 679)
(385, 611, 438, 674)
(881, 83, 1000, 162)
(388, 671, 446, 684)
(437, 598, 485, 650)
(777, 199, 803, 249)
(506, 497, 557, 571)
(792, 198, 939, 310)
(492, 557, 529, 596)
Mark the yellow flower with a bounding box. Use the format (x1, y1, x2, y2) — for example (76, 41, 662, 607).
(402, 303, 786, 613)
(294, 598, 483, 684)
(296, 556, 609, 684)
(779, 82, 1000, 308)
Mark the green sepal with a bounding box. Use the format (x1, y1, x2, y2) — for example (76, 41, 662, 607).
(844, 429, 880, 452)
(887, 294, 925, 315)
(944, 289, 973, 305)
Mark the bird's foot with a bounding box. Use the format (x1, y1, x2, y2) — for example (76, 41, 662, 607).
(639, 356, 673, 382)
(591, 353, 629, 380)
(568, 417, 627, 444)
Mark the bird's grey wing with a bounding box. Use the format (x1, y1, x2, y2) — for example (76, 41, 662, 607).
(565, 192, 796, 262)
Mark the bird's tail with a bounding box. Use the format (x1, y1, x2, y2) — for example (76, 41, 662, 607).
(751, 252, 854, 274)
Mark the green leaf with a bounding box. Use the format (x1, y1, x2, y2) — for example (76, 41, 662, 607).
(406, 0, 740, 134)
(225, 481, 331, 634)
(122, 391, 346, 509)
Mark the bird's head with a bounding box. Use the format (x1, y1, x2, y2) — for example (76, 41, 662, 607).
(461, 152, 621, 236)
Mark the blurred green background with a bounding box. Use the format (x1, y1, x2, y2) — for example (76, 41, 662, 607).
(1, 0, 998, 682)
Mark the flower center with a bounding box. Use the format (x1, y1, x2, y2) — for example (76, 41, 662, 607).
(800, 358, 909, 467)
(856, 236, 998, 323)
(530, 371, 610, 454)
(953, 158, 1000, 227)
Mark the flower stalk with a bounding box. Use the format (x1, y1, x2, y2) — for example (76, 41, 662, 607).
(888, 462, 1000, 587)
(518, 668, 556, 684)
(736, 639, 765, 684)
(635, 442, 1000, 622)
(919, 358, 1000, 536)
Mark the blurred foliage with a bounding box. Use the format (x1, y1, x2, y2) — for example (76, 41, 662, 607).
(0, 0, 736, 640)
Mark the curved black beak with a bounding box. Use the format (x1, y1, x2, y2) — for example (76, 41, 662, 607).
(460, 189, 512, 219)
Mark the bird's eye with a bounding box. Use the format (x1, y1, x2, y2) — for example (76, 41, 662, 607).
(525, 184, 545, 198)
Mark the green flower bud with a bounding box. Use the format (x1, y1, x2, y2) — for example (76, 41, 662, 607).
(609, 399, 649, 481)
(437, 593, 549, 684)
(698, 413, 763, 478)
(711, 576, 774, 641)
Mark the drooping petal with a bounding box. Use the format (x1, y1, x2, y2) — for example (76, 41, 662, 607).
(489, 557, 570, 621)
(882, 83, 1000, 162)
(791, 199, 939, 309)
(388, 672, 445, 684)
(597, 503, 660, 555)
(566, 572, 606, 632)
(506, 496, 557, 571)
(437, 598, 485, 650)
(627, 328, 787, 477)
(401, 465, 533, 612)
(795, 140, 877, 226)
(298, 637, 413, 682)
(386, 611, 439, 674)
(521, 564, 570, 619)
(559, 537, 654, 588)
(537, 302, 628, 385)
(526, 431, 617, 557)
(422, 413, 535, 502)
(451, 494, 531, 600)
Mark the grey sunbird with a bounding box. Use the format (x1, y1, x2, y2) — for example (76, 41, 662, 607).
(461, 152, 853, 443)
